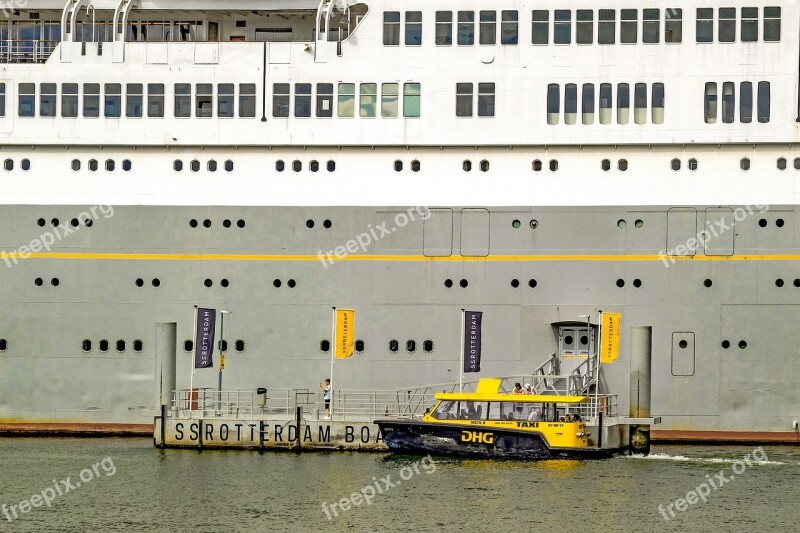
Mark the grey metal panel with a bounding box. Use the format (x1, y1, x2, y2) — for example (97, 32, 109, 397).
(423, 208, 452, 257)
(666, 208, 697, 255)
(460, 208, 490, 257)
(704, 207, 735, 256)
(671, 332, 695, 376)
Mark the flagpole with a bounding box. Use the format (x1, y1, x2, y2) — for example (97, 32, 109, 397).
(189, 305, 198, 416)
(330, 306, 336, 417)
(596, 311, 603, 421)
(459, 308, 465, 393)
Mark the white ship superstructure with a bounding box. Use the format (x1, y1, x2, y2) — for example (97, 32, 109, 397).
(0, 0, 798, 440)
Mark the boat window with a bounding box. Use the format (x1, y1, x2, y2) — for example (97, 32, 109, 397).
(316, 83, 333, 118)
(461, 401, 488, 420)
(704, 82, 717, 124)
(696, 8, 713, 43)
(665, 8, 682, 43)
(531, 10, 549, 45)
(217, 83, 234, 118)
(431, 401, 459, 420)
(338, 83, 355, 118)
(582, 83, 594, 125)
(381, 83, 398, 118)
(643, 9, 660, 43)
(652, 83, 665, 124)
(174, 83, 191, 118)
(500, 11, 518, 45)
(617, 83, 630, 124)
(195, 83, 213, 118)
(383, 11, 400, 46)
(599, 83, 612, 124)
(719, 8, 736, 43)
(62, 83, 79, 118)
(757, 81, 770, 123)
(104, 83, 121, 118)
(40, 83, 56, 117)
(360, 83, 377, 117)
(487, 402, 520, 421)
(239, 84, 256, 118)
(576, 10, 593, 45)
(763, 7, 781, 42)
(478, 83, 495, 117)
(741, 7, 758, 42)
(148, 84, 164, 118)
(272, 83, 290, 118)
(554, 10, 571, 44)
(435, 11, 453, 45)
(457, 11, 475, 45)
(547, 84, 559, 125)
(456, 83, 473, 117)
(405, 11, 422, 46)
(479, 11, 496, 45)
(721, 82, 735, 124)
(598, 9, 615, 44)
(126, 83, 143, 118)
(83, 83, 100, 118)
(403, 83, 421, 118)
(740, 82, 753, 123)
(295, 83, 311, 118)
(620, 9, 637, 44)
(564, 84, 577, 125)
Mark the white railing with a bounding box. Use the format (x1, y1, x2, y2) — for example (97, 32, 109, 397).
(0, 40, 58, 63)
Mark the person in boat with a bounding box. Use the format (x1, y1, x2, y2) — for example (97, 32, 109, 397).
(573, 413, 582, 422)
(527, 407, 543, 422)
(524, 383, 533, 394)
(564, 414, 573, 422)
(513, 383, 525, 418)
(462, 401, 481, 420)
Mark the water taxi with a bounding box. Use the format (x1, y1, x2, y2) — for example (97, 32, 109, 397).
(375, 379, 613, 459)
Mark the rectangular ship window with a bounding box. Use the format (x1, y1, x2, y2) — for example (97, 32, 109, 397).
(0, 83, 5, 117)
(704, 82, 718, 124)
(338, 83, 355, 117)
(722, 82, 735, 123)
(564, 83, 577, 125)
(741, 7, 758, 42)
(554, 10, 571, 44)
(383, 12, 400, 46)
(757, 81, 770, 123)
(531, 10, 549, 45)
(403, 83, 421, 117)
(643, 9, 660, 43)
(696, 8, 713, 43)
(740, 81, 753, 123)
(83, 83, 99, 118)
(40, 83, 56, 117)
(436, 11, 452, 45)
(174, 83, 191, 118)
(599, 83, 612, 124)
(295, 83, 311, 118)
(478, 83, 495, 117)
(500, 11, 518, 45)
(598, 10, 615, 44)
(104, 83, 121, 118)
(217, 83, 234, 118)
(456, 83, 473, 117)
(359, 83, 377, 117)
(652, 83, 665, 124)
(617, 83, 630, 124)
(458, 11, 475, 45)
(126, 83, 143, 117)
(634, 83, 647, 124)
(239, 84, 256, 118)
(195, 83, 212, 118)
(718, 8, 736, 43)
(576, 10, 593, 45)
(665, 8, 682, 43)
(61, 83, 78, 118)
(316, 83, 333, 118)
(621, 9, 637, 43)
(479, 11, 496, 45)
(547, 83, 559, 125)
(148, 84, 164, 118)
(582, 83, 594, 124)
(405, 11, 422, 46)
(272, 83, 289, 118)
(763, 7, 780, 42)
(381, 83, 398, 118)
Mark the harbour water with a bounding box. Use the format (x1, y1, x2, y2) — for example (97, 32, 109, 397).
(0, 438, 798, 532)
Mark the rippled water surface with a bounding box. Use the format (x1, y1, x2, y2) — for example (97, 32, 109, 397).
(0, 439, 798, 532)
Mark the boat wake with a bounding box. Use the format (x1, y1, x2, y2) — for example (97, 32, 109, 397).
(624, 453, 786, 465)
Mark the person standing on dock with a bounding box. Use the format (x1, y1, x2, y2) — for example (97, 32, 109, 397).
(320, 379, 331, 420)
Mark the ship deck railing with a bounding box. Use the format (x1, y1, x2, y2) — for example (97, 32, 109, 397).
(0, 40, 59, 63)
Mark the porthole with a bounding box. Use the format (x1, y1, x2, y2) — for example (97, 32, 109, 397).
(394, 160, 403, 172)
(189, 219, 198, 228)
(288, 279, 296, 288)
(116, 340, 126, 352)
(738, 340, 748, 350)
(423, 340, 434, 353)
(633, 279, 642, 288)
(184, 340, 193, 352)
(135, 278, 144, 287)
(775, 278, 784, 288)
(795, 279, 800, 288)
(223, 219, 231, 228)
(529, 220, 538, 229)
(310, 160, 319, 172)
(105, 159, 115, 172)
(122, 159, 132, 171)
(237, 219, 245, 228)
(479, 160, 489, 172)
(411, 160, 421, 172)
(208, 160, 217, 172)
(221, 279, 229, 288)
(635, 219, 644, 228)
(152, 278, 161, 287)
(224, 160, 234, 172)
(564, 336, 574, 346)
(532, 159, 543, 172)
(777, 157, 787, 170)
(671, 158, 681, 171)
(219, 340, 228, 352)
(84, 218, 93, 227)
(133, 339, 143, 352)
(459, 279, 468, 288)
(511, 279, 520, 288)
(4, 159, 13, 171)
(37, 218, 45, 227)
(406, 340, 416, 353)
(618, 159, 628, 171)
(273, 279, 282, 288)
(678, 340, 688, 349)
(0, 339, 6, 352)
(70, 218, 79, 228)
(463, 160, 472, 172)
(82, 339, 92, 352)
(99, 340, 109, 352)
(389, 340, 399, 352)
(616, 279, 625, 288)
(794, 157, 800, 170)
(512, 220, 521, 229)
(549, 159, 558, 172)
(327, 160, 336, 172)
(71, 159, 81, 171)
(758, 219, 767, 228)
(204, 279, 213, 287)
(88, 159, 98, 172)
(776, 219, 784, 228)
(580, 335, 589, 345)
(51, 278, 60, 287)
(320, 340, 330, 352)
(203, 219, 211, 228)
(306, 219, 315, 229)
(21, 159, 30, 171)
(601, 159, 610, 171)
(292, 160, 302, 172)
(191, 160, 200, 172)
(528, 279, 537, 288)
(34, 278, 43, 286)
(688, 158, 698, 171)
(704, 279, 713, 288)
(740, 157, 750, 171)
(355, 340, 365, 352)
(323, 219, 332, 229)
(444, 279, 453, 288)
(235, 340, 245, 352)
(174, 160, 183, 172)
(617, 219, 627, 228)
(721, 340, 731, 349)
(51, 218, 59, 227)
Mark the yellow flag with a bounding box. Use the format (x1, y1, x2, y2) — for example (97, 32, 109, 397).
(335, 309, 355, 358)
(600, 312, 621, 363)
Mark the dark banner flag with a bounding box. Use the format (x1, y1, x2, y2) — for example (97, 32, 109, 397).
(195, 308, 216, 368)
(463, 311, 483, 373)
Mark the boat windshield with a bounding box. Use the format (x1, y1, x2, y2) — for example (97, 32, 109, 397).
(430, 400, 578, 422)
